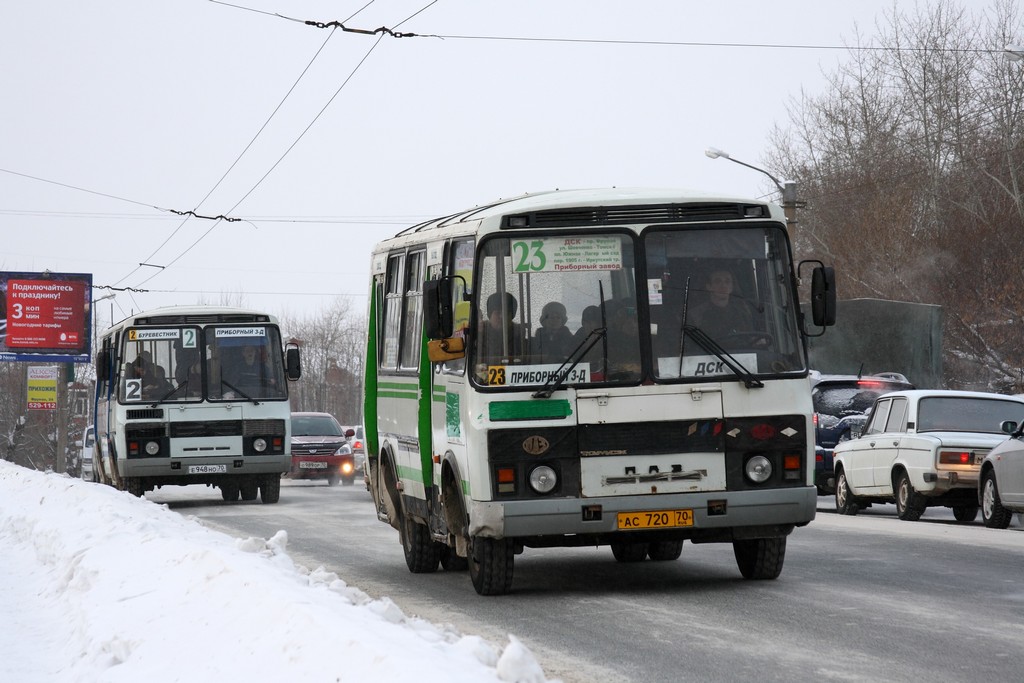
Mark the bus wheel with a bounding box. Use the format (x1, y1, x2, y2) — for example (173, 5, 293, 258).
(221, 483, 240, 502)
(125, 478, 145, 498)
(733, 537, 786, 580)
(469, 536, 514, 595)
(647, 540, 684, 562)
(440, 545, 469, 571)
(399, 507, 441, 573)
(259, 474, 281, 504)
(239, 481, 258, 501)
(611, 542, 648, 562)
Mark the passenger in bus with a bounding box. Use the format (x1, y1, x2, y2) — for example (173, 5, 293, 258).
(479, 292, 525, 363)
(222, 345, 276, 396)
(605, 299, 641, 380)
(128, 350, 171, 397)
(533, 301, 573, 364)
(572, 304, 604, 370)
(688, 269, 756, 341)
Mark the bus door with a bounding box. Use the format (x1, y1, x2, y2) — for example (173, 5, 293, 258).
(574, 384, 727, 497)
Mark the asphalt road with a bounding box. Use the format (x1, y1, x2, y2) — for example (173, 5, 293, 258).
(148, 482, 1024, 683)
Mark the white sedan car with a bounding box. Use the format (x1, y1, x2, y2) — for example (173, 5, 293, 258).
(833, 390, 1024, 521)
(979, 420, 1024, 528)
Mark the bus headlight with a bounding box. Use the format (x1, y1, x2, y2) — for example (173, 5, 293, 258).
(745, 455, 772, 484)
(528, 465, 557, 494)
(145, 441, 160, 456)
(253, 438, 267, 453)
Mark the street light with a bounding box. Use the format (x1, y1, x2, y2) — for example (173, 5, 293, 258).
(1004, 45, 1024, 61)
(705, 147, 800, 236)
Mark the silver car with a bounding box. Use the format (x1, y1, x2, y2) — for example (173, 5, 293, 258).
(979, 419, 1024, 528)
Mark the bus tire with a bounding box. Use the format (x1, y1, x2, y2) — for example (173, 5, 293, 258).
(221, 483, 240, 501)
(611, 542, 648, 562)
(125, 477, 145, 498)
(733, 536, 786, 580)
(240, 480, 258, 501)
(440, 545, 469, 571)
(400, 507, 441, 573)
(647, 540, 684, 561)
(469, 536, 514, 595)
(259, 475, 281, 504)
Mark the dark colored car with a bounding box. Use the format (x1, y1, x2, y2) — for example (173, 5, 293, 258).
(289, 412, 356, 486)
(810, 372, 915, 495)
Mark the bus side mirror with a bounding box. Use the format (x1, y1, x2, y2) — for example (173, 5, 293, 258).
(424, 278, 454, 340)
(811, 265, 836, 327)
(286, 347, 302, 380)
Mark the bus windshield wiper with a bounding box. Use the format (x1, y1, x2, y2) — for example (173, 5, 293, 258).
(151, 380, 188, 407)
(221, 379, 261, 405)
(682, 324, 764, 389)
(533, 328, 606, 399)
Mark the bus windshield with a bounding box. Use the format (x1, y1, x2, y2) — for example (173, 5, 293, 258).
(471, 225, 804, 389)
(120, 324, 287, 403)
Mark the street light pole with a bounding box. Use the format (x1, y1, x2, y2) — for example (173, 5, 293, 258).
(1004, 45, 1024, 61)
(705, 147, 799, 237)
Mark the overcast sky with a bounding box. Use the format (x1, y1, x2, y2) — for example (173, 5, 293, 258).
(2, 0, 919, 329)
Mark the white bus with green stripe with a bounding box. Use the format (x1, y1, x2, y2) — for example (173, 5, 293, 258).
(364, 188, 835, 595)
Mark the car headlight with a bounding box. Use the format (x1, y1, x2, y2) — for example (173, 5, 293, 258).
(745, 455, 772, 484)
(528, 465, 557, 494)
(335, 444, 352, 455)
(253, 437, 267, 453)
(145, 441, 160, 456)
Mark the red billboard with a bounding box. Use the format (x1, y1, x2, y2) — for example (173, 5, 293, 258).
(1, 271, 93, 363)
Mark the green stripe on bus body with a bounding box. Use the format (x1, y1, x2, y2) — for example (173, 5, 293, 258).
(377, 391, 418, 400)
(489, 400, 573, 421)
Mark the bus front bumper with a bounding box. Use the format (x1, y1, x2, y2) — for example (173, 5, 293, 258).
(468, 486, 816, 541)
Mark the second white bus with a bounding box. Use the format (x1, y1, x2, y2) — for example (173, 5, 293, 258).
(93, 306, 301, 503)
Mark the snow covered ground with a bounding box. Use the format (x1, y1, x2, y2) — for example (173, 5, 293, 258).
(0, 461, 551, 683)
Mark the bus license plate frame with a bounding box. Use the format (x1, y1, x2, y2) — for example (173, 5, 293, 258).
(187, 464, 227, 475)
(617, 509, 694, 530)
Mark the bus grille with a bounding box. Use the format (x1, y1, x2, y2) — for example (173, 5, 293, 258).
(170, 421, 243, 438)
(503, 202, 768, 229)
(126, 409, 164, 420)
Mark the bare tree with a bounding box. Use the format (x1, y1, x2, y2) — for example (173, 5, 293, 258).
(283, 297, 366, 424)
(769, 0, 1024, 390)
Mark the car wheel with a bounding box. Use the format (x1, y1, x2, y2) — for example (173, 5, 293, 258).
(895, 472, 924, 521)
(952, 504, 978, 523)
(610, 542, 648, 562)
(981, 470, 1013, 529)
(834, 469, 859, 515)
(469, 536, 514, 595)
(326, 473, 339, 486)
(342, 476, 355, 486)
(733, 537, 786, 580)
(647, 540, 684, 562)
(399, 505, 442, 573)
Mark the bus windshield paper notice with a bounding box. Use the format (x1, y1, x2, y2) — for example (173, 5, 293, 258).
(511, 237, 623, 273)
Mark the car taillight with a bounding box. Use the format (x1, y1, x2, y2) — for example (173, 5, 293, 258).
(353, 439, 363, 450)
(939, 450, 972, 465)
(813, 413, 819, 427)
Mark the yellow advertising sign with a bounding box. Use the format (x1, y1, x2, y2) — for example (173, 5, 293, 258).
(27, 365, 58, 410)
